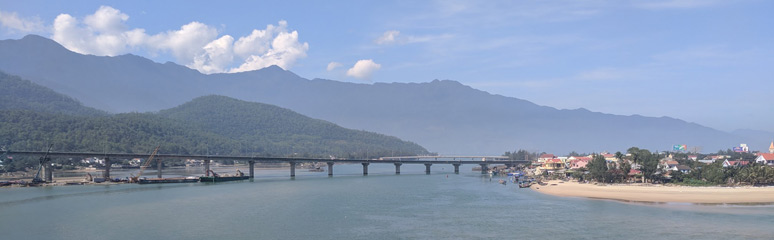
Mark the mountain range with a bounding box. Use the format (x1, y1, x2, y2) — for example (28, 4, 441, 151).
(0, 71, 427, 160)
(1, 35, 771, 154)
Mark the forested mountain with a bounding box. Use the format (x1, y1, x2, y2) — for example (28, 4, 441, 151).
(0, 35, 762, 154)
(158, 95, 427, 157)
(0, 70, 105, 116)
(0, 73, 428, 170)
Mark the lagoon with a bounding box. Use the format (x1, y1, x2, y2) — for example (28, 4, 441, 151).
(1, 164, 773, 239)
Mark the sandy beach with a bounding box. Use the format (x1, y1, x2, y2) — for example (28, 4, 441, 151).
(531, 180, 774, 204)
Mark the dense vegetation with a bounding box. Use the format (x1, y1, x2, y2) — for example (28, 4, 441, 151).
(0, 71, 106, 116)
(0, 73, 428, 172)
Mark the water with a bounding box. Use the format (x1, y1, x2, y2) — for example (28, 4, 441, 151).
(2, 164, 773, 239)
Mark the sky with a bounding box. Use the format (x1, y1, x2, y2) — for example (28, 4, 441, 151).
(1, 0, 772, 133)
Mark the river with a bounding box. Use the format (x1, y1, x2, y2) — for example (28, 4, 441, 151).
(1, 164, 773, 239)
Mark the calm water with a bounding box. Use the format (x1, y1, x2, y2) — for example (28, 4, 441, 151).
(2, 164, 773, 240)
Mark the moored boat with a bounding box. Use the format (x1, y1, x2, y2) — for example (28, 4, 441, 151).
(199, 175, 250, 182)
(200, 169, 249, 182)
(138, 177, 199, 184)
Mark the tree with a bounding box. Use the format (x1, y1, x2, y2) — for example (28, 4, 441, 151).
(587, 154, 609, 182)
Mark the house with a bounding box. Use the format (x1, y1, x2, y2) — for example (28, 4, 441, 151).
(755, 153, 774, 165)
(542, 158, 565, 171)
(660, 160, 679, 171)
(722, 160, 750, 168)
(569, 159, 590, 169)
(675, 165, 691, 173)
(538, 154, 557, 162)
(688, 155, 698, 161)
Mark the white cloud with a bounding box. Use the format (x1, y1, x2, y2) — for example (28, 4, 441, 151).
(228, 22, 309, 73)
(0, 10, 45, 33)
(190, 35, 234, 74)
(375, 29, 452, 45)
(327, 62, 342, 71)
(52, 6, 139, 56)
(346, 59, 381, 80)
(145, 21, 219, 63)
(376, 30, 400, 45)
(46, 6, 308, 74)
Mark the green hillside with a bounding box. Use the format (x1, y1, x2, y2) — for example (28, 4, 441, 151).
(0, 74, 427, 172)
(158, 95, 428, 157)
(0, 71, 105, 116)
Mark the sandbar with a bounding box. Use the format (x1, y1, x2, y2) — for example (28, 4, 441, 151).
(531, 180, 774, 204)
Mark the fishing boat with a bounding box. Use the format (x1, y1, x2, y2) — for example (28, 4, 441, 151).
(137, 177, 199, 184)
(199, 170, 250, 182)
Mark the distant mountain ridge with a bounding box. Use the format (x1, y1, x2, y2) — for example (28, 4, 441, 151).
(0, 74, 427, 157)
(0, 35, 765, 154)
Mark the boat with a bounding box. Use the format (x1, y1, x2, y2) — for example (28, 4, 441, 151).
(137, 177, 199, 184)
(518, 181, 531, 188)
(199, 175, 250, 182)
(199, 169, 250, 182)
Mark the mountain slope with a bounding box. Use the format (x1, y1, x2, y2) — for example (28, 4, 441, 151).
(157, 95, 427, 157)
(0, 70, 105, 116)
(0, 35, 761, 154)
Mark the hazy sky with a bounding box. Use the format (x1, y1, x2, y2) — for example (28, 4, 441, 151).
(1, 0, 772, 132)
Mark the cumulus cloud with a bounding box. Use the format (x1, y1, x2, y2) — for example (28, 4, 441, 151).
(376, 30, 400, 45)
(0, 10, 45, 33)
(346, 59, 381, 80)
(47, 6, 308, 74)
(326, 62, 342, 71)
(228, 21, 309, 73)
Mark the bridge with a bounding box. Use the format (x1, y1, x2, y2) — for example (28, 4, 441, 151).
(6, 151, 529, 183)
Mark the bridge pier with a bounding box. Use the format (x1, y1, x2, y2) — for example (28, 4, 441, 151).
(453, 163, 460, 174)
(103, 157, 111, 179)
(424, 163, 432, 174)
(204, 159, 211, 176)
(157, 158, 162, 178)
(327, 162, 334, 176)
(479, 163, 488, 174)
(362, 162, 369, 175)
(42, 157, 53, 183)
(394, 163, 402, 175)
(248, 160, 255, 179)
(290, 161, 296, 177)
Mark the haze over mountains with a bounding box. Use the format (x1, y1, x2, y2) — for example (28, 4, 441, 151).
(1, 35, 770, 154)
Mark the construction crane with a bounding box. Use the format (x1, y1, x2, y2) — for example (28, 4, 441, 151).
(129, 146, 160, 183)
(32, 144, 53, 184)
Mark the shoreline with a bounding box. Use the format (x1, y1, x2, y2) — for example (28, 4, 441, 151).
(531, 180, 774, 204)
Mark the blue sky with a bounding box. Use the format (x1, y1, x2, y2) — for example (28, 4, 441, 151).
(1, 0, 772, 133)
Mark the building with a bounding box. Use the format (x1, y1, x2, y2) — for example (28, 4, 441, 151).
(769, 141, 774, 154)
(676, 165, 691, 174)
(538, 154, 557, 162)
(722, 160, 750, 168)
(755, 153, 774, 166)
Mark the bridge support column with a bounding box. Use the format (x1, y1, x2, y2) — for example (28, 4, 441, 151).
(362, 162, 369, 176)
(394, 163, 402, 175)
(424, 163, 432, 174)
(327, 162, 334, 176)
(103, 157, 111, 179)
(204, 159, 211, 176)
(290, 161, 296, 177)
(157, 158, 163, 178)
(453, 163, 461, 174)
(479, 164, 488, 174)
(43, 158, 53, 183)
(248, 160, 255, 179)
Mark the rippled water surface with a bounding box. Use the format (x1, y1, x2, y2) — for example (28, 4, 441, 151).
(2, 164, 773, 239)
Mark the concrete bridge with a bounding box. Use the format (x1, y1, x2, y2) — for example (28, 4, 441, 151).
(6, 151, 529, 183)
